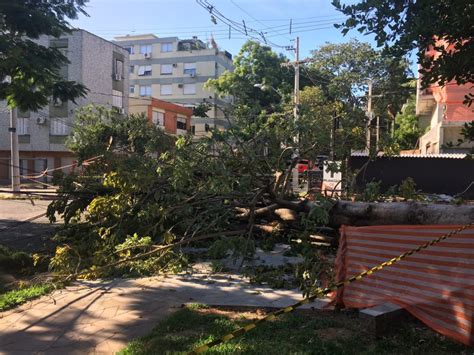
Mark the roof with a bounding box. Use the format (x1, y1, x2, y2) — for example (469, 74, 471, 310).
(350, 151, 468, 159)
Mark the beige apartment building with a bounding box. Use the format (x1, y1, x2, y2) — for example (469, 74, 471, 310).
(114, 34, 234, 137)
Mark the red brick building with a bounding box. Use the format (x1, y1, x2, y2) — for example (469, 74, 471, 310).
(129, 98, 192, 135)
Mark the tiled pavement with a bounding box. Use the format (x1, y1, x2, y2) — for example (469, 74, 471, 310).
(0, 274, 330, 354)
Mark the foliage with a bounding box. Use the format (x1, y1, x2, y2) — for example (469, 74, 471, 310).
(47, 38, 417, 285)
(359, 180, 382, 202)
(0, 0, 88, 110)
(393, 94, 421, 150)
(206, 40, 293, 115)
(47, 105, 274, 275)
(0, 283, 53, 311)
(294, 244, 335, 298)
(333, 0, 474, 104)
(297, 86, 366, 160)
(120, 306, 468, 354)
(0, 245, 33, 271)
(460, 121, 474, 143)
(305, 40, 412, 157)
(244, 264, 297, 289)
(309, 40, 412, 120)
(192, 102, 212, 118)
(398, 177, 419, 200)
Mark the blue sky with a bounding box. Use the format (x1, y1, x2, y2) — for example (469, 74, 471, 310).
(72, 0, 377, 60)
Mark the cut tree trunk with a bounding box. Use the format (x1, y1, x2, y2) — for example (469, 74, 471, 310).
(328, 201, 474, 227)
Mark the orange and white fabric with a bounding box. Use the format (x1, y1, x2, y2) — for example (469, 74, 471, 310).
(334, 225, 474, 346)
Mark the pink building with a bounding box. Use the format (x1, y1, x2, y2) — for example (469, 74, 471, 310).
(416, 41, 474, 154)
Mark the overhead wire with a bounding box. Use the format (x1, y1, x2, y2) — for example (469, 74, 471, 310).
(91, 18, 344, 37)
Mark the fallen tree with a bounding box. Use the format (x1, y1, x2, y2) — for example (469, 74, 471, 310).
(46, 106, 473, 286)
(264, 199, 474, 227)
(328, 201, 474, 226)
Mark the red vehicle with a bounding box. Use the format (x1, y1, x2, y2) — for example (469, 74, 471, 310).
(297, 159, 310, 174)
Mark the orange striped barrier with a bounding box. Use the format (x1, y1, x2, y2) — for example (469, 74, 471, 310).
(334, 225, 474, 346)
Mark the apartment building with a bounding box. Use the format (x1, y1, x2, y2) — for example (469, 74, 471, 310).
(416, 41, 474, 154)
(417, 81, 474, 154)
(113, 34, 233, 137)
(129, 98, 192, 135)
(0, 29, 129, 183)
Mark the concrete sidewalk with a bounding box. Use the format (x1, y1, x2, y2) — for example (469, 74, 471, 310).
(0, 274, 330, 354)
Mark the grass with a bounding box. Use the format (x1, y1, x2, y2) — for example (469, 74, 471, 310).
(120, 305, 469, 354)
(0, 283, 53, 311)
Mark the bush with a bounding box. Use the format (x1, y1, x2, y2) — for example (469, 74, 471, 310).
(399, 177, 419, 200)
(0, 245, 33, 271)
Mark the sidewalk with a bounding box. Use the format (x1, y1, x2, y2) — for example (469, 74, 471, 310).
(0, 274, 330, 353)
(0, 187, 57, 200)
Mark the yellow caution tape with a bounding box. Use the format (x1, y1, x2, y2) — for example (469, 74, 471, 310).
(189, 222, 473, 354)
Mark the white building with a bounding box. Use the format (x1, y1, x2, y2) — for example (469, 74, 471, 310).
(114, 34, 234, 137)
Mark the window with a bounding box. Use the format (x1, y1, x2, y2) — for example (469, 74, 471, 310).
(152, 111, 164, 126)
(177, 117, 187, 131)
(160, 84, 172, 96)
(191, 125, 195, 135)
(161, 42, 173, 52)
(139, 85, 152, 97)
(19, 159, 28, 176)
(115, 59, 123, 79)
(183, 83, 196, 95)
(50, 118, 68, 136)
(130, 65, 134, 74)
(18, 110, 30, 118)
(160, 64, 173, 75)
(183, 62, 196, 76)
(129, 85, 135, 94)
(112, 90, 123, 108)
(124, 46, 134, 54)
(140, 44, 152, 55)
(138, 65, 152, 76)
(17, 118, 29, 135)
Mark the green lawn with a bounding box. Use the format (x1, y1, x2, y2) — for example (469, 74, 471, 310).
(0, 283, 53, 311)
(121, 304, 468, 354)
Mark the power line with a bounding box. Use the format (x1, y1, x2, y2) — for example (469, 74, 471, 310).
(90, 18, 344, 36)
(195, 0, 288, 49)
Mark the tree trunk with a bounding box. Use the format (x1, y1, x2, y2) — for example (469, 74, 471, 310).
(328, 201, 474, 227)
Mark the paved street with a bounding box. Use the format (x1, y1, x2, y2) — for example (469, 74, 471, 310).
(0, 274, 330, 354)
(0, 199, 57, 252)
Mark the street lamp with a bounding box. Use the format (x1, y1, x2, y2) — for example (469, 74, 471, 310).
(253, 83, 283, 98)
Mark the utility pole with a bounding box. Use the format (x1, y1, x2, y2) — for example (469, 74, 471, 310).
(376, 115, 380, 151)
(330, 111, 337, 161)
(292, 37, 301, 192)
(280, 37, 305, 192)
(366, 79, 373, 153)
(9, 107, 20, 193)
(293, 36, 300, 144)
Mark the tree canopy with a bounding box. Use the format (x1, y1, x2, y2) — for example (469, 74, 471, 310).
(207, 41, 295, 114)
(0, 0, 89, 111)
(332, 0, 474, 98)
(308, 40, 413, 124)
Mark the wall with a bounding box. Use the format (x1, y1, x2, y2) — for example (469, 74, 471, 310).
(349, 155, 474, 198)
